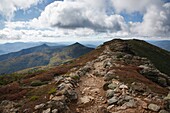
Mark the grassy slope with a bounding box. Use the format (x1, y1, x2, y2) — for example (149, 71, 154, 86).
(48, 43, 94, 66)
(0, 43, 94, 74)
(0, 52, 51, 74)
(128, 39, 170, 76)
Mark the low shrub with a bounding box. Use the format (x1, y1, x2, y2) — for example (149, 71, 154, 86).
(71, 75, 80, 80)
(30, 80, 44, 86)
(48, 87, 56, 94)
(30, 95, 39, 101)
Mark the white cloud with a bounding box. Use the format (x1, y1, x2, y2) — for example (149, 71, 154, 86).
(1, 0, 170, 42)
(111, 0, 162, 13)
(33, 0, 128, 32)
(0, 0, 42, 20)
(130, 3, 170, 36)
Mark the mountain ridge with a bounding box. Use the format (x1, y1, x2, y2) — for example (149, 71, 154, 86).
(0, 39, 169, 113)
(0, 43, 94, 74)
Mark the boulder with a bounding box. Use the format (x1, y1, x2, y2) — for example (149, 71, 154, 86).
(107, 96, 118, 105)
(79, 96, 94, 105)
(104, 73, 115, 81)
(52, 109, 58, 113)
(158, 77, 167, 87)
(119, 84, 128, 89)
(108, 83, 118, 90)
(117, 95, 133, 106)
(34, 103, 45, 110)
(131, 82, 146, 93)
(122, 99, 137, 108)
(67, 90, 78, 101)
(42, 108, 51, 113)
(106, 90, 115, 99)
(164, 93, 170, 110)
(51, 95, 65, 101)
(159, 110, 169, 113)
(164, 93, 170, 100)
(148, 103, 161, 112)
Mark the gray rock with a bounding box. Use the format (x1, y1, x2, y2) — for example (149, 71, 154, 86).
(51, 95, 65, 101)
(78, 65, 91, 76)
(119, 84, 128, 89)
(106, 90, 114, 98)
(131, 82, 146, 93)
(103, 60, 112, 68)
(52, 109, 58, 113)
(108, 83, 118, 90)
(107, 97, 118, 105)
(164, 93, 170, 100)
(104, 73, 115, 81)
(47, 101, 70, 113)
(42, 108, 51, 113)
(159, 110, 169, 113)
(66, 90, 78, 101)
(122, 99, 137, 108)
(34, 103, 45, 110)
(57, 83, 66, 91)
(79, 96, 94, 105)
(148, 103, 161, 112)
(124, 95, 133, 101)
(117, 95, 133, 106)
(158, 77, 167, 86)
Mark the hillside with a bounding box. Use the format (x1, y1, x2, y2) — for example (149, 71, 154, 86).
(148, 40, 170, 51)
(0, 39, 169, 113)
(128, 39, 170, 77)
(0, 50, 5, 55)
(0, 43, 94, 74)
(0, 42, 65, 55)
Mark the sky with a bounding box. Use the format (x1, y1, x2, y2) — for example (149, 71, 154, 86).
(0, 0, 170, 43)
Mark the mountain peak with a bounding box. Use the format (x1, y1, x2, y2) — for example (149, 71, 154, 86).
(73, 42, 82, 45)
(41, 43, 49, 47)
(69, 42, 85, 47)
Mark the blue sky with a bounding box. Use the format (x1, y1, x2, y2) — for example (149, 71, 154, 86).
(0, 0, 144, 23)
(0, 0, 170, 43)
(13, 0, 56, 21)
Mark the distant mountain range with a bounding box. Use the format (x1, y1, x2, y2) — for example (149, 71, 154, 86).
(0, 42, 98, 55)
(147, 40, 170, 51)
(0, 42, 67, 55)
(0, 43, 94, 74)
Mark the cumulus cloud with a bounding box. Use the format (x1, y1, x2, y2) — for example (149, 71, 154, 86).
(1, 0, 170, 42)
(111, 0, 162, 13)
(130, 2, 170, 36)
(0, 0, 42, 20)
(33, 0, 128, 32)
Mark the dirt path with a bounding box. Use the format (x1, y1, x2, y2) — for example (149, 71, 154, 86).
(75, 75, 106, 113)
(71, 46, 110, 113)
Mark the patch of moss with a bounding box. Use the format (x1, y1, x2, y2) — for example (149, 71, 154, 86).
(48, 87, 56, 94)
(30, 96, 39, 101)
(30, 80, 48, 86)
(71, 75, 80, 80)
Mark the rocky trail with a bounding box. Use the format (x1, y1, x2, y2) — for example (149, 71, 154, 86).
(68, 44, 169, 113)
(75, 76, 106, 113)
(0, 40, 170, 113)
